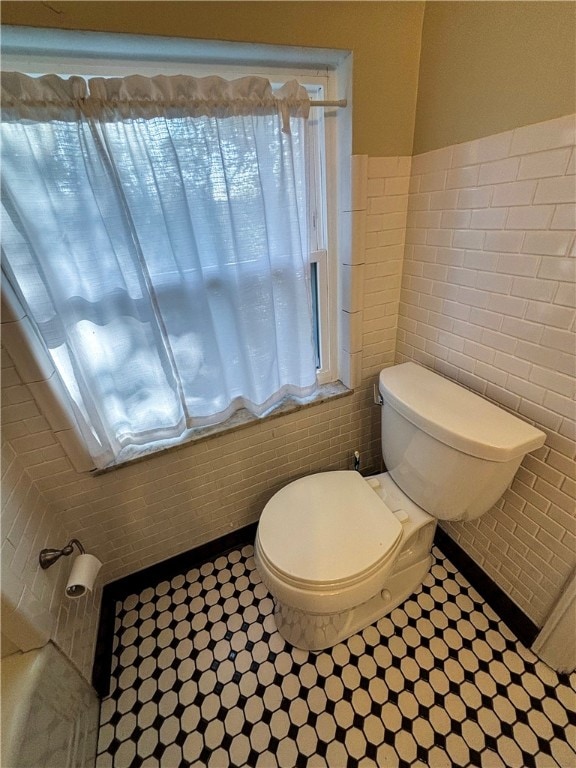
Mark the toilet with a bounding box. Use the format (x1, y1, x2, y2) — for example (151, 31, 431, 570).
(255, 362, 546, 651)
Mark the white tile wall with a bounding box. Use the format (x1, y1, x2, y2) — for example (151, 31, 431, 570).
(0, 158, 410, 674)
(398, 114, 576, 626)
(1, 348, 100, 680)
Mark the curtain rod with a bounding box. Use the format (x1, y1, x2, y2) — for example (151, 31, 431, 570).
(309, 99, 347, 108)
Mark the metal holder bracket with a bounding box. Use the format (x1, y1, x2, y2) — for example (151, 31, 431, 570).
(39, 539, 85, 570)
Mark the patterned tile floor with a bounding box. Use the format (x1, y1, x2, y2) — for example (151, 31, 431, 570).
(96, 545, 576, 767)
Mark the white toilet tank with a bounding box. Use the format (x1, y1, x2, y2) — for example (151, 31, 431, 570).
(379, 363, 546, 521)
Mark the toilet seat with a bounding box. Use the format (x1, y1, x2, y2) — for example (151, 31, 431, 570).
(256, 471, 404, 613)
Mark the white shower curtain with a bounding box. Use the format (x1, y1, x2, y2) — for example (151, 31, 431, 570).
(1, 72, 318, 467)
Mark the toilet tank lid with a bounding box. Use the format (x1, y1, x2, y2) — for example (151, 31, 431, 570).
(379, 363, 546, 462)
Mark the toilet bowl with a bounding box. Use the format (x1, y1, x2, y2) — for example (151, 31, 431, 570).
(255, 362, 546, 651)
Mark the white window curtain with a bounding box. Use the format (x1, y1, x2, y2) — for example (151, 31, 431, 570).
(1, 72, 318, 468)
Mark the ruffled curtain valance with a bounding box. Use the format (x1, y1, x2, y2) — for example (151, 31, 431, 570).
(1, 72, 310, 132)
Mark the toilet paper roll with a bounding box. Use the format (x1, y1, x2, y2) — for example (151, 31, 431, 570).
(66, 553, 102, 599)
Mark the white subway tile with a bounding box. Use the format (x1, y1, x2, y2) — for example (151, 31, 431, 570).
(517, 148, 572, 180)
(534, 175, 576, 204)
(397, 157, 412, 177)
(505, 205, 554, 230)
(538, 256, 576, 281)
(478, 326, 516, 362)
(478, 157, 520, 186)
(469, 308, 503, 331)
(385, 176, 411, 196)
(493, 351, 531, 379)
(405, 228, 427, 245)
(510, 114, 576, 156)
(377, 229, 405, 247)
(470, 208, 508, 230)
(380, 212, 408, 231)
(409, 210, 443, 229)
(440, 210, 471, 229)
(492, 180, 537, 207)
(525, 300, 575, 329)
(484, 231, 524, 252)
(432, 281, 460, 301)
(443, 301, 471, 321)
(451, 318, 484, 342)
(464, 251, 499, 272)
(487, 293, 528, 318)
(409, 193, 431, 211)
(554, 283, 576, 308)
(447, 267, 477, 287)
(366, 213, 383, 233)
(420, 293, 444, 314)
(446, 165, 480, 189)
(541, 326, 576, 354)
(519, 400, 563, 432)
(474, 361, 507, 387)
(367, 178, 385, 198)
(456, 286, 490, 308)
(550, 204, 576, 230)
(454, 230, 486, 251)
(447, 348, 476, 371)
(511, 276, 557, 301)
(530, 366, 575, 398)
(368, 156, 399, 178)
(516, 339, 572, 373)
(412, 244, 437, 263)
(463, 340, 495, 365)
(559, 417, 576, 440)
(426, 229, 453, 247)
(411, 146, 453, 175)
(501, 316, 544, 343)
(422, 263, 448, 281)
(419, 170, 447, 193)
(451, 131, 513, 167)
(369, 195, 409, 215)
(476, 272, 513, 294)
(495, 253, 541, 277)
(457, 187, 492, 210)
(436, 247, 465, 266)
(524, 231, 573, 256)
(429, 189, 459, 211)
(409, 175, 421, 194)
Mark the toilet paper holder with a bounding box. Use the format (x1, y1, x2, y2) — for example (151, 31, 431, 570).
(39, 538, 85, 570)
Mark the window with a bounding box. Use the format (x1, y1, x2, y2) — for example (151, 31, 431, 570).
(1, 33, 345, 470)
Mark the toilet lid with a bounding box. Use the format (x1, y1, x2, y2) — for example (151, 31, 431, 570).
(257, 471, 403, 587)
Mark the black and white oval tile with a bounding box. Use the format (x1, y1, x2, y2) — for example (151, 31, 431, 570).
(96, 545, 576, 768)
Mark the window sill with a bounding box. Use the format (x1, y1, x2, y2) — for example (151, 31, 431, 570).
(94, 381, 352, 474)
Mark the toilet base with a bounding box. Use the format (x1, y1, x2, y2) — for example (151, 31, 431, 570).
(272, 553, 433, 651)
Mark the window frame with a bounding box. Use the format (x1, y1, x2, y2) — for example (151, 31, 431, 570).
(2, 26, 352, 470)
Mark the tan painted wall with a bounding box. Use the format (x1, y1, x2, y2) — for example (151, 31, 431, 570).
(413, 1, 576, 154)
(1, 1, 424, 157)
